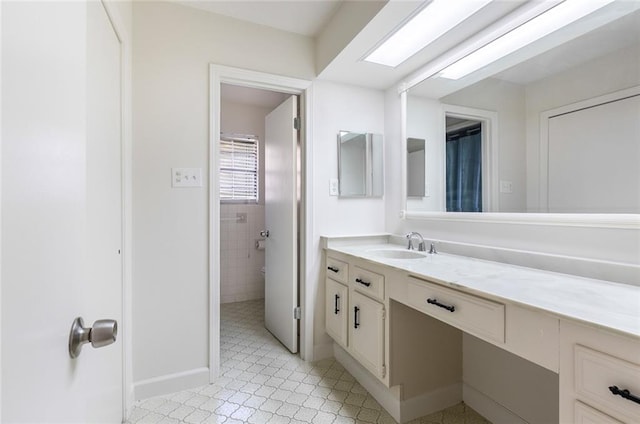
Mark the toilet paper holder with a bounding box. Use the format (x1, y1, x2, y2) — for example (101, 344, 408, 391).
(68, 316, 118, 358)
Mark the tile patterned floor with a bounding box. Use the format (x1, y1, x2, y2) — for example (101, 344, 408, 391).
(127, 299, 490, 424)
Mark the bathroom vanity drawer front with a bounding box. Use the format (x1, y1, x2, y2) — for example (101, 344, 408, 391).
(351, 266, 384, 300)
(407, 276, 505, 344)
(574, 345, 640, 423)
(574, 401, 623, 424)
(326, 257, 348, 284)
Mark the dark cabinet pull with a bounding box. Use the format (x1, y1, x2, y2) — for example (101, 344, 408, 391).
(427, 298, 455, 313)
(354, 306, 360, 328)
(609, 386, 640, 405)
(327, 266, 339, 273)
(355, 278, 371, 287)
(334, 294, 340, 314)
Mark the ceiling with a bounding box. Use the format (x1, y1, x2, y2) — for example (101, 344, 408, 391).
(492, 8, 640, 85)
(175, 0, 640, 99)
(221, 83, 289, 109)
(170, 0, 343, 37)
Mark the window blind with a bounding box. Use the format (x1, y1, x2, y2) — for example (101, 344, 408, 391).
(220, 137, 258, 202)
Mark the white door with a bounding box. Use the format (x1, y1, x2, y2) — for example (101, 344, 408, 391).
(264, 96, 299, 353)
(547, 94, 640, 213)
(1, 1, 123, 422)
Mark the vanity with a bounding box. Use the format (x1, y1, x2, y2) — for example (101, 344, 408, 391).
(322, 3, 640, 422)
(321, 235, 640, 424)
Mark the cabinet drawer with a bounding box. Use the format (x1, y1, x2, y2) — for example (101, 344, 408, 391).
(351, 266, 384, 300)
(407, 276, 505, 344)
(574, 401, 623, 424)
(575, 345, 640, 423)
(326, 256, 348, 284)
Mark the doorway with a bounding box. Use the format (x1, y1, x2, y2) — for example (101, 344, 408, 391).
(218, 83, 300, 352)
(445, 117, 483, 212)
(442, 104, 498, 213)
(209, 66, 312, 383)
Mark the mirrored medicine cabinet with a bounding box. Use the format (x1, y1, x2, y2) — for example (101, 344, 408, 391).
(403, 2, 640, 217)
(338, 131, 384, 197)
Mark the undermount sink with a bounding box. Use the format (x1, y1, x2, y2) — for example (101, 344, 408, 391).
(369, 249, 426, 259)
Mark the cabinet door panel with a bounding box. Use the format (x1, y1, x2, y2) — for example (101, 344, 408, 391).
(349, 290, 385, 378)
(575, 345, 640, 423)
(574, 401, 623, 424)
(325, 278, 348, 347)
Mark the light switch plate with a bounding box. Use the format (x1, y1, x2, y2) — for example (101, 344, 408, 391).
(172, 168, 202, 188)
(329, 178, 339, 196)
(500, 180, 513, 193)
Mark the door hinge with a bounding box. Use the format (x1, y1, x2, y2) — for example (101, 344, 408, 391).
(293, 117, 300, 131)
(382, 364, 387, 378)
(382, 309, 386, 320)
(294, 306, 301, 320)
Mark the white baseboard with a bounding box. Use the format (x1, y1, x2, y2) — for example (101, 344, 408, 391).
(133, 367, 210, 400)
(463, 383, 526, 424)
(334, 343, 401, 420)
(400, 383, 462, 423)
(124, 384, 135, 421)
(313, 341, 334, 362)
(334, 343, 461, 423)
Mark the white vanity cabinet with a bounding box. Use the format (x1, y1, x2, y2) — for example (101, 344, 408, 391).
(325, 253, 388, 381)
(560, 320, 640, 424)
(322, 239, 639, 424)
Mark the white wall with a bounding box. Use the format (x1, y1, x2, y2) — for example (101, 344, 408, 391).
(219, 100, 270, 303)
(132, 1, 314, 398)
(310, 80, 387, 358)
(546, 95, 639, 213)
(525, 45, 640, 212)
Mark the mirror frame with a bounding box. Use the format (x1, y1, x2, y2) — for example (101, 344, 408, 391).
(399, 91, 640, 230)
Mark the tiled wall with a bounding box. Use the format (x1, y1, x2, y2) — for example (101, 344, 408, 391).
(220, 203, 265, 303)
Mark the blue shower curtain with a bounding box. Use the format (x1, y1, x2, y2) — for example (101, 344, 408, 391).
(446, 130, 482, 212)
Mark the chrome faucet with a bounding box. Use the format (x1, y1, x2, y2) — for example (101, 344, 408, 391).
(406, 232, 426, 251)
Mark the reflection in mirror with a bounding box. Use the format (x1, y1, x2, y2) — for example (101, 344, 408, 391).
(407, 138, 425, 197)
(445, 117, 483, 212)
(405, 3, 640, 214)
(338, 131, 384, 197)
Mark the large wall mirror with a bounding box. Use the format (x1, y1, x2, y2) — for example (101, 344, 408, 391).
(338, 131, 384, 197)
(404, 2, 640, 215)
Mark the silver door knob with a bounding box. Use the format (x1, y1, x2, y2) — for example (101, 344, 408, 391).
(260, 230, 270, 238)
(68, 317, 118, 358)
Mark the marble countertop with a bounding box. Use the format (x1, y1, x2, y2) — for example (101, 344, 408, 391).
(325, 242, 640, 339)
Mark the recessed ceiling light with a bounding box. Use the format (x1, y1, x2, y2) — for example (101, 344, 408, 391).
(364, 0, 493, 68)
(438, 0, 616, 80)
